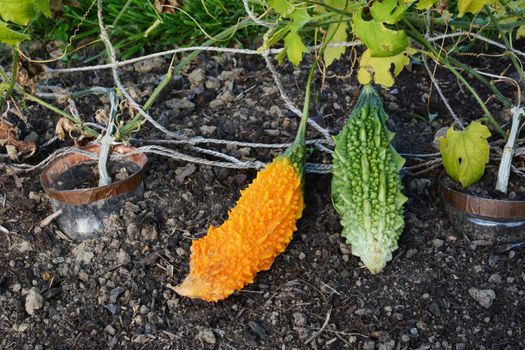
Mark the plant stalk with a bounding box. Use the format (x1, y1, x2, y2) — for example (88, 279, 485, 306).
(402, 19, 506, 137)
(97, 89, 118, 186)
(0, 49, 19, 111)
(496, 107, 524, 194)
(294, 61, 317, 146)
(17, 88, 99, 137)
(487, 9, 525, 100)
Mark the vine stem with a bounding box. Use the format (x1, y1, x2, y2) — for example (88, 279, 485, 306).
(487, 9, 525, 99)
(17, 88, 99, 137)
(402, 19, 505, 138)
(294, 61, 317, 146)
(97, 90, 118, 186)
(0, 49, 19, 111)
(496, 107, 524, 194)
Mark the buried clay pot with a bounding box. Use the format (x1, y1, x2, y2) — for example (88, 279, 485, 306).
(440, 173, 525, 243)
(40, 143, 147, 240)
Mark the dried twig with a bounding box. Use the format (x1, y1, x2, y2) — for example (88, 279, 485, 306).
(305, 308, 332, 345)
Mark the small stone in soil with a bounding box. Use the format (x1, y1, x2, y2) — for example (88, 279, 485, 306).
(468, 288, 496, 308)
(197, 329, 216, 345)
(25, 288, 44, 315)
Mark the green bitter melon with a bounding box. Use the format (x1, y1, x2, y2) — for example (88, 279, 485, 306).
(332, 85, 406, 274)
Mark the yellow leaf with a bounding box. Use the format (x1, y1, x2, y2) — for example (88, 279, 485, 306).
(284, 30, 308, 66)
(458, 0, 496, 17)
(357, 49, 412, 87)
(438, 121, 491, 188)
(324, 21, 347, 67)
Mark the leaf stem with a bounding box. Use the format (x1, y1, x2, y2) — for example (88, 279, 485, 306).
(487, 9, 525, 99)
(294, 61, 317, 146)
(0, 49, 19, 111)
(17, 88, 99, 137)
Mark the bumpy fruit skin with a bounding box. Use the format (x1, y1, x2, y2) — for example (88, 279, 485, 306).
(332, 85, 406, 274)
(175, 156, 304, 302)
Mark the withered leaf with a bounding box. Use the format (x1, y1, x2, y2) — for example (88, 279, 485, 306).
(16, 56, 45, 93)
(154, 0, 182, 14)
(0, 121, 37, 160)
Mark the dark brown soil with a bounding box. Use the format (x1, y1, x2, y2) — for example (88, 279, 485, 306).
(1, 51, 524, 350)
(443, 166, 525, 201)
(53, 161, 138, 190)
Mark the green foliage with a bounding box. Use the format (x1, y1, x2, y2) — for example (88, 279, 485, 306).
(0, 21, 30, 45)
(357, 48, 413, 88)
(332, 85, 406, 274)
(0, 0, 50, 45)
(438, 121, 491, 188)
(29, 0, 261, 60)
(353, 0, 408, 57)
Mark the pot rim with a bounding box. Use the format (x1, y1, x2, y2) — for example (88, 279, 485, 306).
(40, 143, 147, 205)
(439, 172, 525, 220)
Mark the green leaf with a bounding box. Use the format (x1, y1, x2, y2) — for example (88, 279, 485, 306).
(353, 8, 408, 57)
(324, 21, 347, 67)
(269, 0, 293, 16)
(457, 0, 496, 17)
(493, 1, 525, 38)
(0, 20, 30, 45)
(0, 83, 9, 94)
(284, 30, 307, 65)
(370, 0, 408, 24)
(438, 121, 491, 188)
(357, 48, 412, 87)
(0, 0, 50, 26)
(415, 0, 439, 10)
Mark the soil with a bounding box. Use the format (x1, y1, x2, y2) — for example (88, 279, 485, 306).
(53, 161, 138, 191)
(443, 167, 525, 201)
(1, 49, 525, 350)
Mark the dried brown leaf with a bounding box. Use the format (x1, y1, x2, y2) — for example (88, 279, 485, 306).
(0, 121, 36, 160)
(154, 0, 182, 14)
(55, 117, 78, 141)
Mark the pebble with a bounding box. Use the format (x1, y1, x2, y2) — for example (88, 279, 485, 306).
(406, 249, 418, 258)
(488, 273, 501, 284)
(298, 252, 306, 260)
(25, 288, 44, 315)
(197, 329, 216, 345)
(72, 243, 95, 265)
(188, 68, 205, 88)
(205, 77, 221, 90)
(488, 255, 499, 267)
(388, 102, 400, 111)
(52, 257, 65, 264)
(292, 312, 307, 327)
(428, 301, 441, 317)
(139, 305, 149, 315)
(468, 288, 496, 308)
(117, 250, 130, 264)
(432, 239, 444, 248)
(379, 340, 396, 350)
(105, 325, 116, 336)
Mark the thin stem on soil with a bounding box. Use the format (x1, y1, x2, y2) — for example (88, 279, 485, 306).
(496, 107, 524, 194)
(403, 19, 505, 137)
(0, 49, 19, 112)
(17, 89, 99, 137)
(487, 9, 525, 100)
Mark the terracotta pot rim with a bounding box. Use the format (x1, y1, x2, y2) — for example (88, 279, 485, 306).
(439, 172, 525, 220)
(40, 143, 147, 205)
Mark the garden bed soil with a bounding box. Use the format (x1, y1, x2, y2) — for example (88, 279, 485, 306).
(443, 167, 525, 201)
(1, 52, 524, 349)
